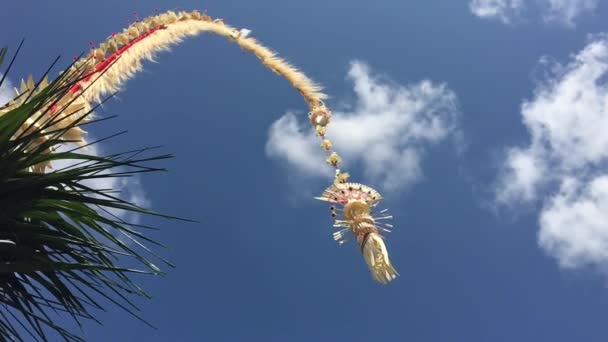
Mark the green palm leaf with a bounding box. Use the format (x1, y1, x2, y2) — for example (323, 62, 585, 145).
(0, 43, 183, 341)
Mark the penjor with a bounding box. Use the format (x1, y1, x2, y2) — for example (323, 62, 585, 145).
(1, 8, 399, 284)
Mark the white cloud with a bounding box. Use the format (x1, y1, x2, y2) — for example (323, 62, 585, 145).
(496, 147, 546, 204)
(540, 176, 608, 270)
(266, 113, 329, 178)
(544, 0, 599, 25)
(496, 35, 608, 271)
(469, 0, 525, 24)
(266, 61, 461, 193)
(469, 0, 599, 26)
(0, 74, 14, 106)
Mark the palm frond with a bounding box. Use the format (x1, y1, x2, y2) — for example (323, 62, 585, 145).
(0, 44, 182, 341)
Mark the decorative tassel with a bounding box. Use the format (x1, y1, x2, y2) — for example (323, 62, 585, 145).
(362, 233, 398, 284)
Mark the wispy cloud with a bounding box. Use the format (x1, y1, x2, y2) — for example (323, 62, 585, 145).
(495, 35, 608, 271)
(469, 0, 598, 26)
(266, 61, 461, 194)
(0, 74, 14, 106)
(469, 0, 525, 24)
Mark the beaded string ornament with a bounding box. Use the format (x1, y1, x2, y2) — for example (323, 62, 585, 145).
(0, 9, 398, 284)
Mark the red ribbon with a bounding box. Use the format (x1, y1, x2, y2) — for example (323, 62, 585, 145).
(69, 25, 167, 94)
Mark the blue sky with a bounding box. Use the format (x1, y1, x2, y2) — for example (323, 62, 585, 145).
(3, 0, 608, 341)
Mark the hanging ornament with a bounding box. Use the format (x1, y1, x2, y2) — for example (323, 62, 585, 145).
(317, 183, 398, 284)
(326, 152, 341, 168)
(320, 139, 332, 151)
(315, 125, 327, 138)
(309, 105, 331, 127)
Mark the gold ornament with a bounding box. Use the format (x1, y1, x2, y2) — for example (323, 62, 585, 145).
(309, 105, 331, 127)
(316, 183, 398, 284)
(335, 172, 350, 184)
(326, 152, 341, 167)
(315, 125, 327, 137)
